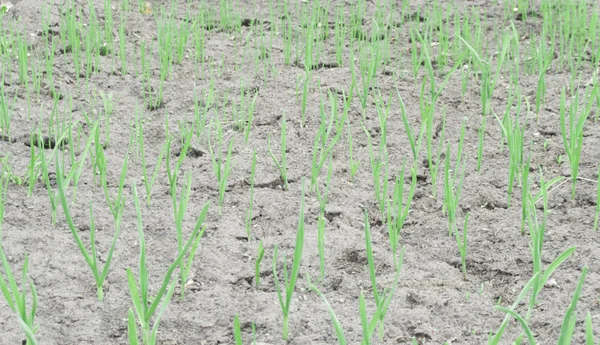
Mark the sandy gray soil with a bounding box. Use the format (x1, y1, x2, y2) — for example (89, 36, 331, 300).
(1, 0, 600, 344)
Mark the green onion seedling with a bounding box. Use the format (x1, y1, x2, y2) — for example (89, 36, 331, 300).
(207, 123, 234, 206)
(301, 71, 310, 126)
(559, 84, 597, 199)
(495, 306, 537, 345)
(56, 151, 123, 301)
(525, 169, 576, 319)
(310, 89, 346, 192)
(534, 33, 553, 117)
(455, 213, 469, 281)
(246, 150, 257, 240)
(37, 123, 83, 227)
(315, 156, 333, 282)
(443, 145, 466, 236)
(594, 164, 600, 231)
(397, 89, 425, 165)
(459, 33, 509, 171)
(495, 266, 588, 345)
(364, 209, 403, 341)
(244, 93, 258, 143)
(363, 125, 388, 221)
(127, 184, 203, 345)
(306, 273, 346, 345)
(168, 171, 209, 300)
(488, 273, 539, 345)
(493, 104, 525, 207)
(387, 162, 416, 270)
(0, 161, 8, 234)
(585, 312, 595, 345)
(0, 246, 38, 345)
(521, 155, 531, 235)
(306, 246, 404, 345)
(137, 110, 167, 206)
(268, 112, 288, 190)
(272, 180, 305, 340)
(347, 127, 360, 182)
(255, 241, 264, 288)
(557, 266, 588, 345)
(233, 314, 243, 345)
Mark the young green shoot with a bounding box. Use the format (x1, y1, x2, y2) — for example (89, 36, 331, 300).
(168, 171, 209, 300)
(55, 150, 122, 301)
(315, 156, 333, 282)
(305, 246, 404, 345)
(246, 150, 257, 240)
(127, 184, 203, 345)
(595, 164, 600, 231)
(233, 314, 243, 345)
(387, 162, 417, 270)
(459, 33, 509, 171)
(366, 128, 388, 219)
(455, 213, 469, 281)
(0, 246, 38, 345)
(272, 180, 305, 340)
(493, 100, 525, 207)
(255, 240, 264, 288)
(525, 169, 576, 319)
(207, 122, 234, 206)
(559, 85, 597, 199)
(443, 144, 466, 237)
(347, 127, 360, 183)
(137, 110, 167, 206)
(310, 89, 346, 191)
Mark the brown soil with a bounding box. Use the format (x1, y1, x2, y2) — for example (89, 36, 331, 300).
(1, 0, 600, 344)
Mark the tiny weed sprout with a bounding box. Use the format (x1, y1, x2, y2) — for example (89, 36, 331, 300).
(0, 245, 38, 345)
(56, 152, 122, 301)
(268, 112, 288, 189)
(255, 240, 264, 288)
(127, 184, 203, 345)
(273, 180, 305, 341)
(559, 84, 597, 199)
